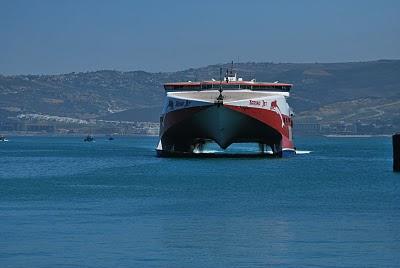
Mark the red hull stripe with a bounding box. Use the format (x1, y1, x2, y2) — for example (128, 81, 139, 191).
(225, 105, 294, 149)
(225, 105, 288, 136)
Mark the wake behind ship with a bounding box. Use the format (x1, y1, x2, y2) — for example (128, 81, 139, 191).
(156, 66, 295, 157)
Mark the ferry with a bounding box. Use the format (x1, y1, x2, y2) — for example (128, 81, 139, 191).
(156, 64, 295, 157)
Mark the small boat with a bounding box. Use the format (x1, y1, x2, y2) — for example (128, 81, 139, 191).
(84, 135, 95, 142)
(107, 135, 114, 141)
(0, 135, 8, 142)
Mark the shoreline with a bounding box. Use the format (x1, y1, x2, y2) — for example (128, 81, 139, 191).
(0, 132, 394, 138)
(0, 132, 158, 137)
(324, 134, 393, 138)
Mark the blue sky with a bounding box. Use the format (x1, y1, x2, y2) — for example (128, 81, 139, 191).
(0, 0, 399, 74)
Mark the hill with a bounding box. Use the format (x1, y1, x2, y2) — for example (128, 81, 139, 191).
(1, 60, 399, 134)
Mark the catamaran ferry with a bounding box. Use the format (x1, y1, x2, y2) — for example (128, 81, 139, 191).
(156, 65, 295, 157)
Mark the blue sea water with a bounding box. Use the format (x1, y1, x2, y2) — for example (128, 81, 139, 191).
(0, 136, 399, 267)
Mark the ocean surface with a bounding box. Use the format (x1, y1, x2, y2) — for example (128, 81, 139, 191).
(0, 136, 399, 267)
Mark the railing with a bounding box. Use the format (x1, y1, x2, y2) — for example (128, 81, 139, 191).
(165, 84, 291, 91)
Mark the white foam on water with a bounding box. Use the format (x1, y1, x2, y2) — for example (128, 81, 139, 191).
(296, 150, 312, 154)
(193, 149, 220, 154)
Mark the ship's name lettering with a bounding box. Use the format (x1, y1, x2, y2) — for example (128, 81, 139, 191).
(249, 100, 261, 106)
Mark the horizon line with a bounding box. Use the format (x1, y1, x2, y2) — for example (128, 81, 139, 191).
(1, 58, 399, 77)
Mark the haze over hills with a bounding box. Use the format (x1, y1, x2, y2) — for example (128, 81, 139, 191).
(0, 60, 399, 134)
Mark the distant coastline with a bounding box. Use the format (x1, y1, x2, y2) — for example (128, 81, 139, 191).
(1, 60, 400, 136)
(0, 131, 158, 137)
(323, 134, 392, 138)
(0, 131, 394, 139)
